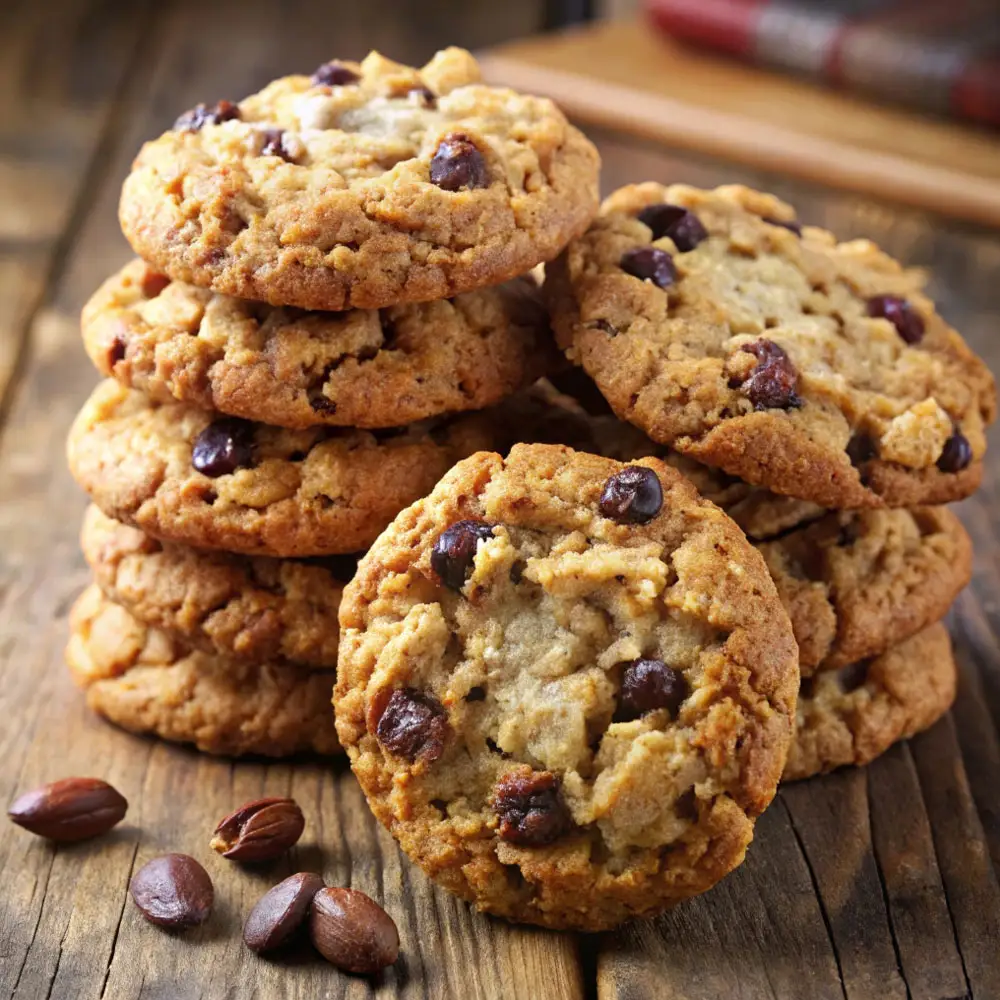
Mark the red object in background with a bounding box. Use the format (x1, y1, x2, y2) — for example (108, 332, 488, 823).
(645, 0, 1000, 128)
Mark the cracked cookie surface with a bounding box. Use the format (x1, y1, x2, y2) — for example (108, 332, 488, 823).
(334, 443, 798, 930)
(119, 48, 600, 311)
(81, 505, 349, 669)
(67, 586, 340, 757)
(546, 183, 996, 508)
(784, 623, 955, 781)
(67, 380, 493, 557)
(83, 259, 556, 429)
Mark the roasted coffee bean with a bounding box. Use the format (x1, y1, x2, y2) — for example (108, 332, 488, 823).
(310, 887, 400, 974)
(636, 204, 708, 251)
(192, 418, 255, 477)
(867, 295, 925, 344)
(617, 659, 688, 721)
(211, 797, 305, 862)
(130, 854, 214, 929)
(429, 134, 489, 191)
(431, 519, 494, 590)
(492, 767, 572, 846)
(375, 688, 449, 763)
(311, 61, 360, 86)
(243, 872, 325, 953)
(174, 100, 240, 131)
(7, 777, 127, 842)
(619, 247, 677, 289)
(599, 466, 663, 524)
(739, 339, 802, 410)
(762, 216, 802, 236)
(938, 430, 972, 472)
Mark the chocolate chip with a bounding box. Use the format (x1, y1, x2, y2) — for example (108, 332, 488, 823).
(867, 295, 925, 344)
(599, 466, 663, 524)
(174, 100, 240, 131)
(259, 129, 296, 162)
(375, 688, 450, 763)
(192, 418, 255, 477)
(617, 659, 687, 721)
(492, 767, 572, 846)
(738, 339, 802, 410)
(309, 887, 400, 975)
(311, 61, 360, 86)
(763, 216, 802, 236)
(431, 519, 494, 590)
(243, 872, 325, 953)
(619, 247, 677, 289)
(938, 430, 972, 472)
(636, 204, 708, 251)
(408, 85, 436, 107)
(429, 134, 489, 191)
(838, 660, 870, 693)
(210, 797, 305, 863)
(130, 854, 214, 929)
(7, 777, 127, 842)
(846, 432, 877, 466)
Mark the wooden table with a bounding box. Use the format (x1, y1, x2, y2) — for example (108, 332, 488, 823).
(2, 3, 999, 998)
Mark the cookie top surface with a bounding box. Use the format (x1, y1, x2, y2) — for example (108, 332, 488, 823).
(546, 183, 996, 508)
(83, 259, 557, 429)
(784, 623, 955, 781)
(67, 380, 494, 558)
(81, 505, 350, 669)
(118, 48, 600, 312)
(67, 586, 340, 758)
(334, 442, 798, 930)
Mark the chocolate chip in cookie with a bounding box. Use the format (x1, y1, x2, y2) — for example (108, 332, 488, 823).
(867, 295, 925, 344)
(429, 134, 489, 191)
(258, 129, 297, 162)
(762, 216, 802, 236)
(492, 767, 572, 846)
(637, 204, 707, 251)
(617, 658, 687, 721)
(374, 689, 450, 763)
(599, 466, 663, 524)
(619, 247, 677, 289)
(431, 520, 495, 590)
(938, 430, 972, 472)
(311, 61, 360, 86)
(174, 100, 240, 132)
(192, 418, 255, 478)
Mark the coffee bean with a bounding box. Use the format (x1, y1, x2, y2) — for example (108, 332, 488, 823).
(867, 295, 925, 344)
(310, 887, 400, 975)
(636, 204, 708, 251)
(431, 519, 494, 590)
(739, 339, 802, 410)
(174, 100, 240, 132)
(243, 872, 325, 953)
(599, 465, 663, 524)
(617, 659, 688, 721)
(429, 134, 489, 191)
(762, 216, 802, 236)
(311, 61, 360, 86)
(375, 688, 450, 763)
(938, 430, 972, 472)
(259, 129, 296, 162)
(492, 767, 572, 846)
(192, 417, 255, 477)
(210, 797, 305, 862)
(131, 854, 214, 929)
(7, 777, 127, 842)
(619, 247, 677, 289)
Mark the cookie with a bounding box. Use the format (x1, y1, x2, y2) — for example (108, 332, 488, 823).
(511, 390, 971, 673)
(67, 380, 493, 557)
(83, 259, 557, 429)
(784, 623, 956, 781)
(546, 183, 996, 508)
(118, 48, 600, 312)
(334, 443, 798, 931)
(81, 505, 350, 669)
(67, 586, 340, 757)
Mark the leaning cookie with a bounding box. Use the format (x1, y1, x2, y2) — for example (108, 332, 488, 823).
(335, 443, 798, 931)
(83, 260, 557, 429)
(67, 586, 340, 757)
(546, 183, 996, 508)
(119, 48, 600, 311)
(67, 380, 494, 558)
(783, 623, 956, 781)
(81, 505, 351, 669)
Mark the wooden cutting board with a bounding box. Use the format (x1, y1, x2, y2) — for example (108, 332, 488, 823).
(479, 19, 1000, 225)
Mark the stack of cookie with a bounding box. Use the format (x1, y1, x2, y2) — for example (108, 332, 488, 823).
(545, 181, 997, 782)
(64, 47, 600, 757)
